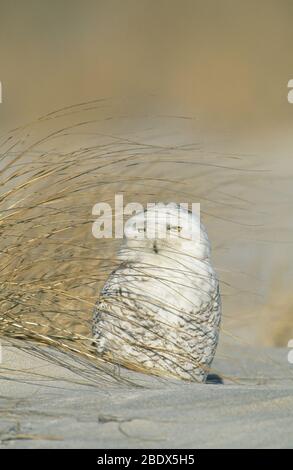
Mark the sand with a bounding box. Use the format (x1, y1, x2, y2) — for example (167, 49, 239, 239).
(0, 341, 293, 449)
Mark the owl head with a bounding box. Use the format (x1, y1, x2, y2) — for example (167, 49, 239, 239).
(121, 203, 211, 261)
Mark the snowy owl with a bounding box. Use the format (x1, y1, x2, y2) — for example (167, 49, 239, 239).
(93, 203, 221, 382)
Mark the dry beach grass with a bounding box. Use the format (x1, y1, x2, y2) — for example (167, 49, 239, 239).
(0, 98, 291, 384)
(1, 100, 293, 449)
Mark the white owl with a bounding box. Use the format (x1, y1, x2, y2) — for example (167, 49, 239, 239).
(93, 203, 221, 382)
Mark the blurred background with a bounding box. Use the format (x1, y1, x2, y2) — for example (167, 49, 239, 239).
(1, 0, 293, 349)
(1, 0, 293, 133)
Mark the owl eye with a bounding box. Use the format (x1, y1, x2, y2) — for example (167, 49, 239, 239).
(166, 225, 182, 232)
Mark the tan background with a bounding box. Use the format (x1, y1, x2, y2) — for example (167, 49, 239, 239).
(1, 0, 293, 132)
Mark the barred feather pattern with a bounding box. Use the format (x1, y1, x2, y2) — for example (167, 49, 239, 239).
(93, 205, 221, 382)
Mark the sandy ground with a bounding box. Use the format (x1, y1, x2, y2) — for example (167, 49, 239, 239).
(0, 342, 293, 449)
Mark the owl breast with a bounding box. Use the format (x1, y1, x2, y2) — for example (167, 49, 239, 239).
(93, 255, 221, 382)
